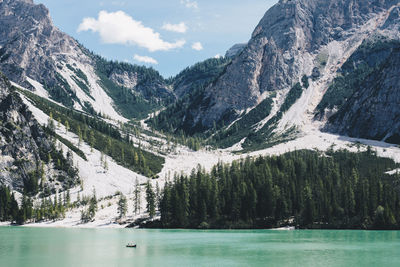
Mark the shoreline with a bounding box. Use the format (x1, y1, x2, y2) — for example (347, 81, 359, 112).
(2, 222, 399, 231)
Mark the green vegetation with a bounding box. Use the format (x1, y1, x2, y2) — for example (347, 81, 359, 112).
(0, 88, 79, 197)
(151, 74, 305, 151)
(19, 88, 164, 177)
(316, 51, 329, 67)
(146, 181, 156, 218)
(159, 149, 400, 230)
(0, 47, 10, 63)
(94, 55, 172, 119)
(243, 82, 304, 150)
(147, 57, 231, 140)
(117, 193, 128, 219)
(80, 190, 98, 223)
(316, 37, 400, 118)
(45, 73, 77, 108)
(168, 57, 231, 95)
(1, 185, 103, 225)
(0, 186, 73, 225)
(211, 96, 274, 149)
(66, 64, 93, 100)
(43, 127, 87, 161)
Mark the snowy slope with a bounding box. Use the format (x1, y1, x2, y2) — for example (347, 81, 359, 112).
(13, 87, 400, 228)
(276, 6, 397, 134)
(18, 92, 150, 227)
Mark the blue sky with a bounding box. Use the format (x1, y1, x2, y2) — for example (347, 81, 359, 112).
(35, 0, 277, 77)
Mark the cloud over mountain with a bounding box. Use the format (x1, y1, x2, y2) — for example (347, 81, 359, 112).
(192, 42, 203, 51)
(162, 22, 188, 33)
(133, 54, 158, 64)
(78, 11, 185, 52)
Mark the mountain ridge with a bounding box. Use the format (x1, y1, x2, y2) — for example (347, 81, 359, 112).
(0, 0, 174, 121)
(152, 0, 400, 151)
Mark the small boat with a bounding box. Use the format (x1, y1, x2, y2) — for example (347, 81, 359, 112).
(126, 243, 137, 248)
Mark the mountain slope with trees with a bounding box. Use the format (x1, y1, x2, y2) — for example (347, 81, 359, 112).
(159, 150, 400, 230)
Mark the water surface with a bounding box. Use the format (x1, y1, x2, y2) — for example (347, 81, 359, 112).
(1, 227, 399, 266)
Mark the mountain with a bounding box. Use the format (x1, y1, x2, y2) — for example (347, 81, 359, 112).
(147, 57, 232, 136)
(324, 37, 400, 144)
(154, 0, 400, 150)
(1, 0, 400, 227)
(169, 57, 231, 98)
(0, 0, 173, 120)
(225, 43, 247, 58)
(0, 73, 79, 195)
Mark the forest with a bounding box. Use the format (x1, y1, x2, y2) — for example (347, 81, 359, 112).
(158, 149, 400, 230)
(19, 89, 164, 177)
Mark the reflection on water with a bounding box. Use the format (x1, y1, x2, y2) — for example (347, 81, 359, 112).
(0, 227, 400, 267)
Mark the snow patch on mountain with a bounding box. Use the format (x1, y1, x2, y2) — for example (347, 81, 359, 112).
(26, 77, 49, 99)
(276, 6, 398, 134)
(56, 58, 128, 122)
(20, 93, 147, 197)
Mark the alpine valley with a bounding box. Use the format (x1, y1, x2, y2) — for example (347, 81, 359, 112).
(0, 0, 400, 230)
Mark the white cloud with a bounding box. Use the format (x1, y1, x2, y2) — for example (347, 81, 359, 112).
(133, 54, 158, 64)
(78, 11, 185, 52)
(192, 42, 203, 51)
(162, 22, 188, 33)
(180, 0, 198, 9)
(214, 54, 222, 59)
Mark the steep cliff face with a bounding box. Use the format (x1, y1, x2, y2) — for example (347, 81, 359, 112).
(0, 0, 74, 86)
(0, 0, 172, 120)
(325, 41, 400, 144)
(0, 74, 79, 194)
(174, 0, 396, 130)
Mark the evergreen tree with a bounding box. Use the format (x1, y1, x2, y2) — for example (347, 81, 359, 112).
(146, 181, 156, 218)
(117, 193, 128, 219)
(134, 178, 142, 214)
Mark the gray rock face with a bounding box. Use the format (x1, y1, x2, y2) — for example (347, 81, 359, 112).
(326, 42, 400, 143)
(0, 0, 172, 117)
(225, 43, 247, 58)
(109, 71, 139, 90)
(184, 0, 397, 129)
(0, 0, 78, 88)
(0, 74, 78, 192)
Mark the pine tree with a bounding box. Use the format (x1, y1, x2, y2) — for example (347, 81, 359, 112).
(146, 181, 156, 218)
(117, 194, 128, 219)
(134, 178, 142, 214)
(155, 182, 161, 209)
(65, 120, 70, 133)
(103, 157, 109, 172)
(89, 131, 95, 152)
(78, 126, 82, 147)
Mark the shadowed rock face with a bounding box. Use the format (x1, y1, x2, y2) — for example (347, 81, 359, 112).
(0, 74, 78, 192)
(326, 43, 400, 143)
(183, 0, 396, 129)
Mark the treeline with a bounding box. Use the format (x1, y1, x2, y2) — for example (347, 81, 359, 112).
(316, 37, 399, 118)
(0, 186, 73, 225)
(94, 55, 171, 119)
(20, 89, 164, 177)
(168, 57, 231, 87)
(147, 57, 231, 149)
(94, 55, 164, 84)
(159, 149, 400, 229)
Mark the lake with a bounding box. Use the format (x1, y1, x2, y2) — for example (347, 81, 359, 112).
(1, 227, 400, 266)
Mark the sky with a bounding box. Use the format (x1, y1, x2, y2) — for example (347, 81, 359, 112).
(35, 0, 278, 78)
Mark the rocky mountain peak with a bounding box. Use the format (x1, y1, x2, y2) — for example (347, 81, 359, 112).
(181, 0, 399, 129)
(0, 0, 34, 3)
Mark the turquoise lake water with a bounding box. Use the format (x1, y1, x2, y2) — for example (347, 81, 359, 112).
(1, 227, 400, 267)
